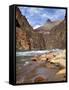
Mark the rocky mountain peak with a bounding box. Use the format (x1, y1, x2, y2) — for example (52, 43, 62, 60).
(46, 18, 52, 23)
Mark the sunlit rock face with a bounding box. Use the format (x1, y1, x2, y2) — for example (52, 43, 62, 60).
(45, 20, 66, 49)
(35, 19, 66, 49)
(16, 27, 30, 50)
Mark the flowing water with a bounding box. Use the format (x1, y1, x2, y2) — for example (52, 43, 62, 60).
(16, 49, 66, 84)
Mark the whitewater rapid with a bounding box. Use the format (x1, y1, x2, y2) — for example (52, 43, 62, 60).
(16, 49, 63, 57)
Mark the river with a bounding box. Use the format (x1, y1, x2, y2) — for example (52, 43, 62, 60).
(16, 49, 66, 84)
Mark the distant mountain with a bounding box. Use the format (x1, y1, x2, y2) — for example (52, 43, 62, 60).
(46, 18, 52, 23)
(16, 7, 66, 51)
(35, 20, 62, 31)
(35, 18, 66, 49)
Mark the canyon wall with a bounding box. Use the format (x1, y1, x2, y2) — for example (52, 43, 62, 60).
(16, 7, 66, 51)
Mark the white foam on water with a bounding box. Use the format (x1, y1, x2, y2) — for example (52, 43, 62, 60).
(16, 49, 63, 57)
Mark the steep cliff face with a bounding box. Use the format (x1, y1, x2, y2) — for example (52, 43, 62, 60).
(16, 7, 45, 51)
(35, 19, 66, 49)
(16, 27, 31, 50)
(48, 20, 66, 49)
(45, 20, 66, 49)
(16, 8, 32, 50)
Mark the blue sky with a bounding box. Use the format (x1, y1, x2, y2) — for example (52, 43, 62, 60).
(18, 6, 66, 29)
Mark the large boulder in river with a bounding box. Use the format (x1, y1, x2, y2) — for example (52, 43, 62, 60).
(50, 50, 66, 67)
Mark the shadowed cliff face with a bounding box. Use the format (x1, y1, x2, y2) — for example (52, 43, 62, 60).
(16, 7, 66, 51)
(16, 8, 45, 50)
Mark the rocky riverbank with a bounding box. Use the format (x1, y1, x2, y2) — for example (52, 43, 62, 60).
(16, 49, 66, 84)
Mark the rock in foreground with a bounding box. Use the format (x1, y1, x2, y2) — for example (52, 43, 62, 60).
(16, 49, 66, 84)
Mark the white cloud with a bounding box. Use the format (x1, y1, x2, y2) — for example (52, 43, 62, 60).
(33, 25, 41, 29)
(45, 9, 66, 21)
(42, 13, 48, 17)
(27, 8, 44, 16)
(29, 8, 38, 13)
